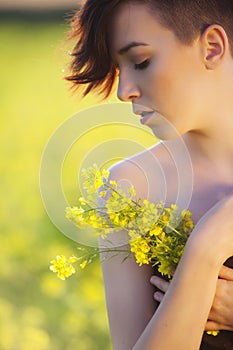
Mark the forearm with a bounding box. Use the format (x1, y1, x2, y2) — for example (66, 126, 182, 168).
(133, 240, 223, 350)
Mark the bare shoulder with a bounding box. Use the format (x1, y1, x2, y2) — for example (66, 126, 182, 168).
(109, 141, 178, 203)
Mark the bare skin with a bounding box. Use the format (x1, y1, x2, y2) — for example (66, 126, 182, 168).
(150, 135, 233, 333)
(151, 265, 233, 332)
(100, 2, 233, 349)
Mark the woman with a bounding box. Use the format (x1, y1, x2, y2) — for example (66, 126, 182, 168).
(66, 1, 233, 349)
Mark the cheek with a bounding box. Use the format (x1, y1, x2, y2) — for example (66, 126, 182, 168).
(151, 68, 198, 119)
(146, 74, 195, 135)
(145, 67, 180, 113)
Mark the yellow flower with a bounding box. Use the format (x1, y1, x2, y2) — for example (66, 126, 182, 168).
(134, 251, 150, 266)
(140, 240, 150, 253)
(79, 197, 86, 205)
(182, 216, 194, 233)
(85, 211, 108, 228)
(130, 237, 151, 266)
(102, 169, 110, 179)
(50, 255, 76, 280)
(149, 225, 163, 236)
(160, 213, 169, 225)
(99, 191, 107, 197)
(109, 180, 117, 188)
(65, 206, 86, 227)
(128, 230, 140, 240)
(80, 260, 88, 269)
(68, 256, 78, 263)
(82, 165, 107, 194)
(207, 331, 219, 336)
(128, 185, 136, 197)
(94, 172, 104, 190)
(157, 260, 173, 278)
(171, 204, 178, 210)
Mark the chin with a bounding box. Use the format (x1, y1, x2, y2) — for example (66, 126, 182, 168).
(143, 112, 182, 140)
(150, 125, 181, 141)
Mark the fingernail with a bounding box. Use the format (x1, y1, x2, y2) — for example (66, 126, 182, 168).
(150, 276, 157, 284)
(154, 292, 161, 302)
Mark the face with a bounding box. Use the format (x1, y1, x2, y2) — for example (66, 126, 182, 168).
(109, 2, 206, 140)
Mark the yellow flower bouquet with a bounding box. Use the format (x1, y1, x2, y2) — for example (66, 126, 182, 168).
(50, 164, 218, 336)
(50, 164, 194, 279)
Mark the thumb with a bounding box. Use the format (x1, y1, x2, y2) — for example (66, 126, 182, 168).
(219, 265, 233, 281)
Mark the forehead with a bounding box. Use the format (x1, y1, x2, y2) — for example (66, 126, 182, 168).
(109, 2, 171, 52)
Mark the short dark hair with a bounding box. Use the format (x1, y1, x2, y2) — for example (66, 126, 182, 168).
(65, 0, 233, 98)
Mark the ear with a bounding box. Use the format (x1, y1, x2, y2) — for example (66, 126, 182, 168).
(200, 24, 229, 70)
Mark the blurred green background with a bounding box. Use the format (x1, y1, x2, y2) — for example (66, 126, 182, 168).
(0, 10, 112, 349)
(0, 9, 156, 350)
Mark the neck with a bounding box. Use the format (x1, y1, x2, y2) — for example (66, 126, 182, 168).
(185, 68, 233, 164)
(184, 106, 233, 163)
(183, 129, 233, 183)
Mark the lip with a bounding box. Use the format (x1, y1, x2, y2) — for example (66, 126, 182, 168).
(140, 111, 155, 125)
(133, 105, 154, 116)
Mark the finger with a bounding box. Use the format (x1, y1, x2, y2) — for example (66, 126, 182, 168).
(153, 291, 164, 303)
(205, 320, 233, 332)
(205, 320, 222, 331)
(150, 275, 170, 293)
(219, 265, 233, 281)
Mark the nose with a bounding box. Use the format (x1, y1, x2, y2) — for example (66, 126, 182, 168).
(117, 72, 141, 102)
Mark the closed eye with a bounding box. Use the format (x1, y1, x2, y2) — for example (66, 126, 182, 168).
(134, 59, 150, 70)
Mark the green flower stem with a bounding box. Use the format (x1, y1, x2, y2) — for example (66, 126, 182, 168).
(158, 220, 185, 237)
(83, 207, 107, 213)
(76, 248, 132, 264)
(103, 182, 141, 208)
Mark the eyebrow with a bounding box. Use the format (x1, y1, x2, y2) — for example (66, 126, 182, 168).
(118, 41, 149, 55)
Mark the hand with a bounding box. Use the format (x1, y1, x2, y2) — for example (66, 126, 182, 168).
(150, 265, 233, 332)
(206, 265, 233, 331)
(150, 275, 169, 303)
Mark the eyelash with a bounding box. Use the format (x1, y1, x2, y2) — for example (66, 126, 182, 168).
(134, 59, 150, 70)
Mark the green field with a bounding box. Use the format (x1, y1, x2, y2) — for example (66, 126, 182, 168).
(0, 14, 156, 349)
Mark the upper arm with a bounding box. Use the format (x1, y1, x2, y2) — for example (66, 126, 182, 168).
(101, 247, 157, 350)
(98, 157, 160, 350)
